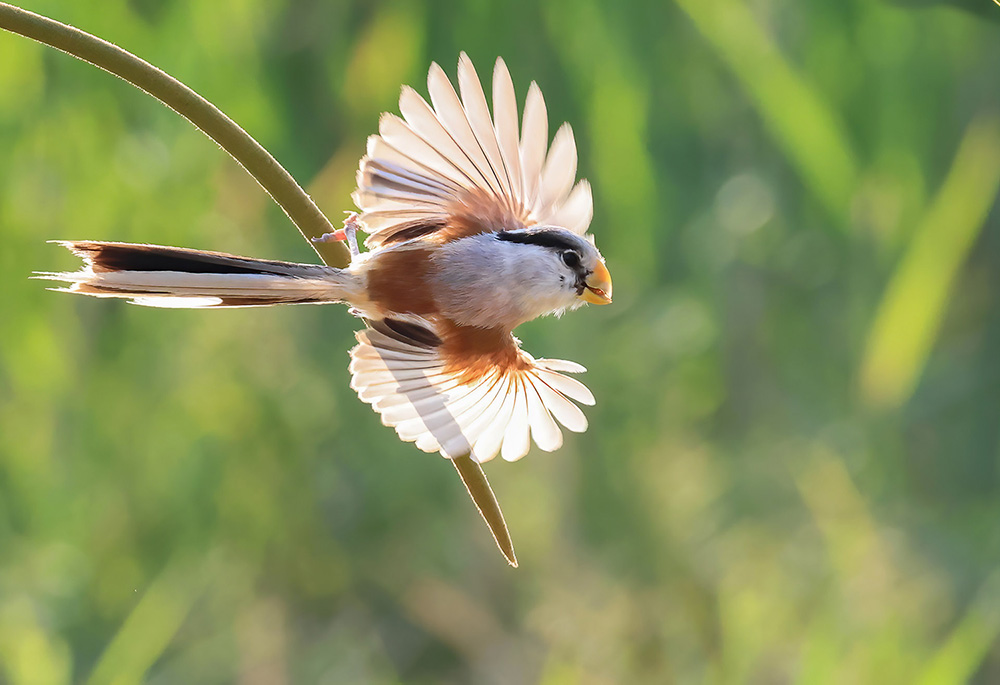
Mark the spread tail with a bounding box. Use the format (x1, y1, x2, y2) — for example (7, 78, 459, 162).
(35, 241, 358, 308)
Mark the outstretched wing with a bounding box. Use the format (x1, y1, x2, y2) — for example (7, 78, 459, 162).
(353, 53, 593, 249)
(349, 319, 594, 462)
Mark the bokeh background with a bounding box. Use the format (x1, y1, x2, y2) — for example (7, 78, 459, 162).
(2, 0, 1000, 682)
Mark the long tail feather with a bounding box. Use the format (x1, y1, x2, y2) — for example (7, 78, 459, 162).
(36, 241, 358, 308)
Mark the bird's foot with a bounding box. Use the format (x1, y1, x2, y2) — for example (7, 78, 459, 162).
(312, 212, 362, 260)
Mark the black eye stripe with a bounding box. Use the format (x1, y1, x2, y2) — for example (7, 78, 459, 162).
(496, 229, 580, 252)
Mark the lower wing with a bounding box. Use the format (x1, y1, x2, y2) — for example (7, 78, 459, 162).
(349, 317, 595, 462)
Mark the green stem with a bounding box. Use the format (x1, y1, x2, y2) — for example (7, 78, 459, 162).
(452, 456, 518, 567)
(0, 2, 344, 264)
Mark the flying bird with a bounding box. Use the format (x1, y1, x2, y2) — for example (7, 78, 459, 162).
(39, 54, 612, 464)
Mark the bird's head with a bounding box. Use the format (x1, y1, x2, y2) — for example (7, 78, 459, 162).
(496, 226, 612, 308)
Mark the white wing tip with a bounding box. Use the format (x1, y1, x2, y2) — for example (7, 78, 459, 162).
(536, 358, 588, 374)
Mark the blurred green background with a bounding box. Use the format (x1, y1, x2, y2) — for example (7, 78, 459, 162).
(2, 0, 1000, 682)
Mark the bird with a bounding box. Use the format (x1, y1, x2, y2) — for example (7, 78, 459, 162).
(37, 53, 612, 464)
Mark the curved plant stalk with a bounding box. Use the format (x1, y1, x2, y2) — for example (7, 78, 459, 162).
(0, 1, 348, 266)
(452, 456, 517, 567)
(0, 2, 517, 566)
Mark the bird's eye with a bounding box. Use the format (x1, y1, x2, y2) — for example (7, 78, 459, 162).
(561, 251, 581, 268)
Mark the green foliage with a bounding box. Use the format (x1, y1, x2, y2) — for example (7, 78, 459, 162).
(1, 0, 1000, 682)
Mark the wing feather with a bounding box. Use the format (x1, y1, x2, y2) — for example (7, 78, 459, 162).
(501, 378, 531, 461)
(398, 86, 489, 191)
(534, 124, 578, 221)
(519, 81, 548, 210)
(546, 180, 593, 236)
(360, 162, 455, 199)
(375, 114, 475, 192)
(471, 378, 518, 463)
(364, 136, 464, 193)
(349, 322, 594, 460)
(535, 358, 588, 374)
(354, 55, 593, 248)
(492, 58, 524, 214)
(395, 381, 489, 440)
(533, 368, 596, 406)
(458, 53, 515, 208)
(372, 378, 467, 409)
(349, 356, 442, 374)
(456, 376, 510, 461)
(381, 384, 475, 425)
(530, 375, 588, 433)
(524, 381, 563, 452)
(427, 61, 504, 198)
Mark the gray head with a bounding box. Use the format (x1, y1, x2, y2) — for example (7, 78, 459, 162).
(496, 226, 612, 306)
(428, 225, 613, 330)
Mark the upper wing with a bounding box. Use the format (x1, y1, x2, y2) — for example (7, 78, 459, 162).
(353, 53, 593, 249)
(349, 318, 594, 462)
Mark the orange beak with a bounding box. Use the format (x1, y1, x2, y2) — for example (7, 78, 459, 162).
(579, 261, 613, 305)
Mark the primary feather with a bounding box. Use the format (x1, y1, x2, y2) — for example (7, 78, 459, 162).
(354, 53, 594, 248)
(350, 324, 591, 462)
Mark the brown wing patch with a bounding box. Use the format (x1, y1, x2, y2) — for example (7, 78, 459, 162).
(434, 186, 525, 244)
(365, 244, 438, 316)
(439, 321, 531, 384)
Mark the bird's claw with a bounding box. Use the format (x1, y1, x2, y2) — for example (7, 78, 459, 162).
(312, 212, 361, 260)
